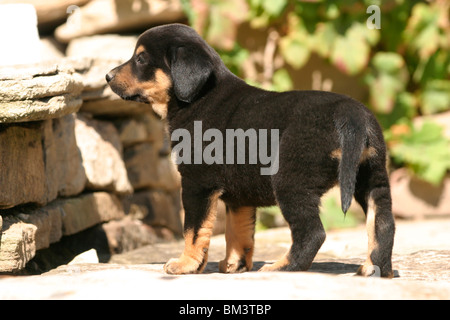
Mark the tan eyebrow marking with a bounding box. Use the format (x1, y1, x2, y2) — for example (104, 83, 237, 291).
(135, 45, 146, 55)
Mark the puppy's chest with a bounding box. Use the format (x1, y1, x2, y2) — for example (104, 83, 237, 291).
(217, 166, 277, 207)
(220, 186, 276, 208)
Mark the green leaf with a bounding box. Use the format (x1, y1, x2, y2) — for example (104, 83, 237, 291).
(392, 92, 417, 123)
(372, 52, 405, 74)
(390, 121, 450, 185)
(367, 52, 410, 114)
(421, 158, 449, 186)
(324, 3, 340, 20)
(413, 50, 450, 85)
(272, 68, 293, 92)
(320, 196, 361, 231)
(218, 45, 249, 76)
(404, 3, 441, 59)
(248, 0, 286, 27)
(261, 0, 287, 17)
(280, 37, 310, 69)
(312, 22, 337, 58)
(180, 0, 196, 25)
(369, 74, 403, 113)
(375, 92, 418, 130)
(200, 0, 249, 50)
(330, 23, 371, 75)
(279, 13, 311, 69)
(420, 80, 450, 115)
(405, 121, 443, 143)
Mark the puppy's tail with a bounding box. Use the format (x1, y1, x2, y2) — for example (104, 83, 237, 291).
(336, 114, 367, 214)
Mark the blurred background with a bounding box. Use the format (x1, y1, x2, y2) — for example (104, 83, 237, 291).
(0, 0, 449, 273)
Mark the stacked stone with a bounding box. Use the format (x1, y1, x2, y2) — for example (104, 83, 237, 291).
(66, 35, 183, 237)
(0, 43, 183, 275)
(0, 54, 183, 273)
(0, 0, 187, 273)
(0, 63, 94, 271)
(0, 63, 83, 123)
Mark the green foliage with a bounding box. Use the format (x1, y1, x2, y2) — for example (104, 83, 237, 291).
(272, 68, 294, 92)
(249, 0, 288, 27)
(365, 52, 410, 114)
(319, 197, 363, 231)
(182, 0, 249, 50)
(255, 197, 363, 231)
(181, 0, 450, 184)
(216, 44, 250, 76)
(387, 121, 450, 186)
(421, 80, 450, 115)
(256, 206, 282, 231)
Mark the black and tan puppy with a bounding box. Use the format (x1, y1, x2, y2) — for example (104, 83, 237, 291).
(106, 24, 395, 277)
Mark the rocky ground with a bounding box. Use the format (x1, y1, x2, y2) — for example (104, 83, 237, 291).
(1, 0, 449, 302)
(0, 218, 448, 300)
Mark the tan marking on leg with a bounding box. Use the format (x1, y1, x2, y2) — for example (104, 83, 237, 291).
(219, 207, 256, 273)
(258, 254, 290, 272)
(366, 197, 377, 263)
(357, 197, 384, 277)
(164, 191, 220, 275)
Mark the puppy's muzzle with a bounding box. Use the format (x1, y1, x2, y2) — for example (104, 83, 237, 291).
(105, 70, 116, 83)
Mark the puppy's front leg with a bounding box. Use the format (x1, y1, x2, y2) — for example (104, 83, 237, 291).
(164, 187, 221, 275)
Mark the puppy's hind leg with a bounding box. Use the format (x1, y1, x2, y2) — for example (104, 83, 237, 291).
(259, 130, 331, 272)
(259, 188, 326, 272)
(354, 161, 395, 278)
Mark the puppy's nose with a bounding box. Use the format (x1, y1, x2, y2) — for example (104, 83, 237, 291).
(106, 71, 115, 83)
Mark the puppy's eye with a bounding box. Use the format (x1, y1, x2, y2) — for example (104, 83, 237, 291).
(136, 54, 146, 65)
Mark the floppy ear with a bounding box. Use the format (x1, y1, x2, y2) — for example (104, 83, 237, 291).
(171, 46, 213, 103)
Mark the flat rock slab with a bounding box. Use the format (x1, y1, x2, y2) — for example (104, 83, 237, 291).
(0, 73, 82, 101)
(0, 192, 126, 273)
(55, 0, 184, 43)
(0, 95, 83, 123)
(0, 220, 448, 299)
(0, 262, 449, 300)
(0, 61, 83, 123)
(109, 219, 450, 283)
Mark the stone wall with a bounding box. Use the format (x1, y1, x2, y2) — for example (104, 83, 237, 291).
(0, 57, 183, 273)
(0, 2, 184, 273)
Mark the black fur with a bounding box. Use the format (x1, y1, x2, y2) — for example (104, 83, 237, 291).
(335, 107, 368, 213)
(171, 46, 214, 103)
(107, 24, 395, 277)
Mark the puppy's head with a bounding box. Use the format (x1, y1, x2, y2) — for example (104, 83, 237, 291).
(106, 24, 217, 118)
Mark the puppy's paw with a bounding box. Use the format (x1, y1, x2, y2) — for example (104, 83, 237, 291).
(163, 256, 203, 275)
(356, 264, 394, 278)
(219, 258, 252, 273)
(357, 264, 382, 277)
(258, 255, 289, 272)
(258, 263, 281, 272)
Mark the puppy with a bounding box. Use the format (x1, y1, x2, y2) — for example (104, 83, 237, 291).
(106, 23, 395, 277)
